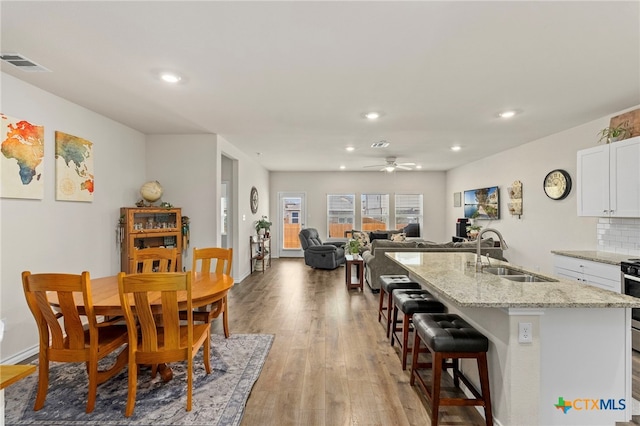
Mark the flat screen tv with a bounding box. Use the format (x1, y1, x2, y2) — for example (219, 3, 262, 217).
(464, 186, 500, 220)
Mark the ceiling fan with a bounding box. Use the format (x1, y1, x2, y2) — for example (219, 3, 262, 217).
(363, 156, 416, 172)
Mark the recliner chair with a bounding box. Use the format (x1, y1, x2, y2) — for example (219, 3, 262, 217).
(298, 228, 346, 270)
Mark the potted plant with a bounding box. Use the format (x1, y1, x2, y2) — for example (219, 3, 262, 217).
(255, 215, 272, 236)
(346, 239, 361, 255)
(597, 121, 632, 144)
(467, 224, 482, 240)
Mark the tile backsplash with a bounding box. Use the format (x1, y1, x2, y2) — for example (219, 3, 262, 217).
(598, 218, 640, 256)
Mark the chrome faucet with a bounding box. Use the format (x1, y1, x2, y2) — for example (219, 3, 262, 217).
(475, 228, 508, 271)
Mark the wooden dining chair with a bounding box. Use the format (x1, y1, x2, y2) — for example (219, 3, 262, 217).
(118, 272, 211, 417)
(21, 271, 129, 413)
(187, 247, 233, 338)
(132, 247, 178, 273)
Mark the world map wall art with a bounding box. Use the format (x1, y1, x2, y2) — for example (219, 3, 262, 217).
(55, 131, 94, 202)
(0, 113, 45, 199)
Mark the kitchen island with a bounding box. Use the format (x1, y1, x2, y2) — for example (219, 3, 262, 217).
(387, 251, 640, 426)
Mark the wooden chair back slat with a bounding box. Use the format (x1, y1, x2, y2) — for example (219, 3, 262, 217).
(21, 270, 128, 413)
(192, 247, 232, 275)
(24, 272, 93, 351)
(132, 247, 178, 273)
(119, 272, 192, 354)
(117, 271, 209, 416)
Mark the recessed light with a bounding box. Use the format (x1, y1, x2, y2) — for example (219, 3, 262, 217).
(498, 110, 517, 119)
(451, 146, 462, 151)
(362, 111, 384, 120)
(340, 165, 346, 170)
(346, 146, 355, 152)
(160, 72, 182, 83)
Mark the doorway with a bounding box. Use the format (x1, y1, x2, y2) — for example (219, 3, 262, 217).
(278, 192, 306, 258)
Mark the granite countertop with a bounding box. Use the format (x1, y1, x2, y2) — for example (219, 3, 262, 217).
(550, 250, 634, 266)
(386, 251, 640, 308)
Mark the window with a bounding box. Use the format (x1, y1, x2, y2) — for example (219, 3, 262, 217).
(395, 194, 423, 230)
(327, 194, 355, 238)
(361, 194, 389, 232)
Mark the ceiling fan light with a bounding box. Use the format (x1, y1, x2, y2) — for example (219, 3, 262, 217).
(384, 166, 395, 172)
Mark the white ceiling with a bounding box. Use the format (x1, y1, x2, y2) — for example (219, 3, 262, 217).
(1, 1, 639, 172)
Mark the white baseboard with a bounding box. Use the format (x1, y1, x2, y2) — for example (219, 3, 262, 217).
(1, 344, 38, 365)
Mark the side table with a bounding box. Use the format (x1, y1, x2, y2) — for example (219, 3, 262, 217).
(345, 254, 364, 291)
(250, 236, 271, 273)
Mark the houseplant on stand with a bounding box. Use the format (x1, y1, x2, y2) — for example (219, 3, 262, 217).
(253, 216, 272, 271)
(347, 239, 362, 257)
(255, 215, 272, 238)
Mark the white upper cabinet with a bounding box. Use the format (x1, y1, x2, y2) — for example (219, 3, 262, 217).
(577, 136, 640, 217)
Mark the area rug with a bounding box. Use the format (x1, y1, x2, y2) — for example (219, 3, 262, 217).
(4, 333, 273, 425)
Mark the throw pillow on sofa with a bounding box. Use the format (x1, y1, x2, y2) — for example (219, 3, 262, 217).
(352, 231, 371, 251)
(391, 232, 406, 242)
(369, 231, 389, 242)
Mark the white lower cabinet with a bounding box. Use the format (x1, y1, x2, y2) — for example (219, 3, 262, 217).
(553, 255, 621, 293)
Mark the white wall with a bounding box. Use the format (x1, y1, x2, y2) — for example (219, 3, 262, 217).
(146, 134, 218, 273)
(446, 105, 640, 275)
(269, 171, 447, 243)
(145, 134, 269, 282)
(0, 73, 146, 361)
(217, 136, 270, 281)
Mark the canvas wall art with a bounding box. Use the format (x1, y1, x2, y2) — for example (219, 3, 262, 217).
(0, 113, 45, 199)
(55, 131, 94, 202)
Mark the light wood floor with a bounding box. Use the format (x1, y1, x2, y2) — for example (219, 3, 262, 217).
(212, 258, 640, 426)
(211, 258, 490, 425)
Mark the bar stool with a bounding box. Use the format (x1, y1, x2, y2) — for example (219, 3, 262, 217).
(410, 313, 493, 426)
(391, 290, 446, 370)
(378, 275, 422, 337)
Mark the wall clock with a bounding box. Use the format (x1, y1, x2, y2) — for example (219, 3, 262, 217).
(543, 169, 572, 200)
(250, 186, 259, 213)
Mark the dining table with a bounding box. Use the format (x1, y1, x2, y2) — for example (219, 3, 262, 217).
(47, 271, 234, 381)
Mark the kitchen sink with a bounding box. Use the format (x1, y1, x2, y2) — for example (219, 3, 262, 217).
(482, 266, 558, 282)
(503, 275, 552, 282)
(482, 267, 524, 276)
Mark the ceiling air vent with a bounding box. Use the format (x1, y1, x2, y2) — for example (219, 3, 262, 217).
(0, 53, 50, 72)
(371, 140, 390, 148)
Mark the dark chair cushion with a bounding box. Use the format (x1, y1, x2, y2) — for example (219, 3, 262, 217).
(379, 275, 421, 293)
(393, 291, 446, 315)
(413, 313, 489, 353)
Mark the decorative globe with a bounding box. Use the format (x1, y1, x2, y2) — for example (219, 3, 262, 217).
(140, 180, 163, 203)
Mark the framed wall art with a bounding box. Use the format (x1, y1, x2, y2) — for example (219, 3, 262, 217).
(0, 113, 45, 199)
(55, 131, 94, 202)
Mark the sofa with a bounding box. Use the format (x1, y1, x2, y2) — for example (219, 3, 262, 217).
(299, 228, 346, 270)
(361, 238, 506, 292)
(351, 225, 422, 254)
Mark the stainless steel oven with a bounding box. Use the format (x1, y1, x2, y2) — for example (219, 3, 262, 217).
(622, 260, 640, 352)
